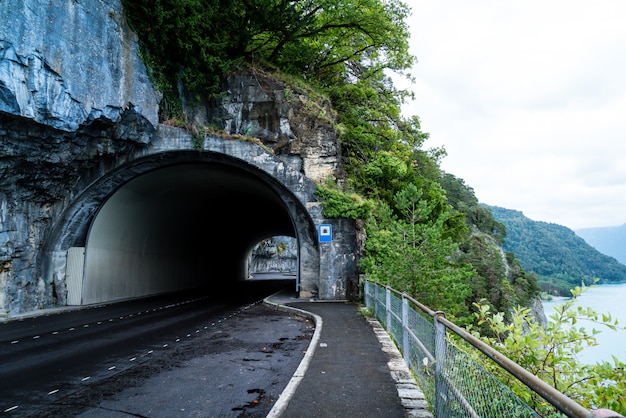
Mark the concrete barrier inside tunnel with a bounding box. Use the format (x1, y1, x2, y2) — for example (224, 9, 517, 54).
(81, 161, 303, 305)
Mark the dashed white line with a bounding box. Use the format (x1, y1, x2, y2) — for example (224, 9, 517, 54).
(81, 376, 90, 381)
(4, 405, 18, 413)
(48, 389, 59, 395)
(108, 366, 116, 370)
(129, 357, 136, 362)
(10, 340, 19, 344)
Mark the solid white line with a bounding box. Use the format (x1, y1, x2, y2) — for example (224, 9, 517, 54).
(263, 296, 322, 418)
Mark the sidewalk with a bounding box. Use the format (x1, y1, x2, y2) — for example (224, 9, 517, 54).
(265, 292, 433, 418)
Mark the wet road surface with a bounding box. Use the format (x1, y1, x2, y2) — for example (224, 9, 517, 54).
(1, 284, 312, 417)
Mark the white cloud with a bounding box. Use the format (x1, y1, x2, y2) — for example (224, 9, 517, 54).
(400, 1, 626, 229)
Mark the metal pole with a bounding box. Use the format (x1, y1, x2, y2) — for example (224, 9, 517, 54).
(433, 311, 448, 418)
(385, 286, 392, 331)
(402, 295, 410, 366)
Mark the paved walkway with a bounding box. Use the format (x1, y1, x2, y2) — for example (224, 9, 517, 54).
(265, 292, 433, 418)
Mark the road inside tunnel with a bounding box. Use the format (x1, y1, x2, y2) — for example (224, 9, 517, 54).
(82, 161, 299, 305)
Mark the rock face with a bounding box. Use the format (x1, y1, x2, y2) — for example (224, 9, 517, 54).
(250, 236, 298, 273)
(0, 1, 356, 315)
(0, 0, 159, 314)
(0, 1, 159, 130)
(191, 70, 346, 184)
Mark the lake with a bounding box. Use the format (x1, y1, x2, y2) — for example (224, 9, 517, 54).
(541, 282, 626, 364)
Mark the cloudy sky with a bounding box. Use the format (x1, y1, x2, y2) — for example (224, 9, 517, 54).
(398, 1, 626, 230)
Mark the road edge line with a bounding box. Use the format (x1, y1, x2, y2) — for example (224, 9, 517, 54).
(263, 295, 322, 418)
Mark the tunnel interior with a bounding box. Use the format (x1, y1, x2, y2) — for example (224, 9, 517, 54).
(81, 162, 298, 304)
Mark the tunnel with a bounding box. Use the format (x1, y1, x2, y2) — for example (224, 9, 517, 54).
(47, 150, 321, 306)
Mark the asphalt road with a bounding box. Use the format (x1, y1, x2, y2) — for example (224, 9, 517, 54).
(0, 281, 311, 417)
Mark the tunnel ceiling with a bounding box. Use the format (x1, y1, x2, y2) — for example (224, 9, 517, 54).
(116, 162, 296, 245)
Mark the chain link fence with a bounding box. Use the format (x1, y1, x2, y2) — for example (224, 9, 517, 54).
(363, 279, 621, 418)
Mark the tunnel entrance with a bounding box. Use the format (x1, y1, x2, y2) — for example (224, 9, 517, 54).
(51, 150, 320, 306)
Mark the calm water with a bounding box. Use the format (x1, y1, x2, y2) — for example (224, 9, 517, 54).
(541, 283, 626, 364)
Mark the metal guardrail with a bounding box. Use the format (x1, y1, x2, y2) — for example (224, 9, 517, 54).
(363, 279, 624, 418)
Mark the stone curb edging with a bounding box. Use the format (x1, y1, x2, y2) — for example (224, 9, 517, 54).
(262, 296, 323, 418)
(366, 317, 434, 418)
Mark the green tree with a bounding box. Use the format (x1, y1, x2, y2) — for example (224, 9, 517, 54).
(361, 183, 473, 320)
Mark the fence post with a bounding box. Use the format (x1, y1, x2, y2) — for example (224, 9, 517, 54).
(434, 311, 448, 418)
(364, 280, 370, 309)
(402, 294, 410, 366)
(374, 283, 380, 318)
(385, 286, 392, 331)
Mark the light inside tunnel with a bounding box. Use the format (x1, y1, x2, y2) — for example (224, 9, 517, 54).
(82, 162, 297, 304)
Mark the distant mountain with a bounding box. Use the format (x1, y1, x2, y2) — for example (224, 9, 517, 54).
(486, 205, 626, 296)
(576, 224, 626, 264)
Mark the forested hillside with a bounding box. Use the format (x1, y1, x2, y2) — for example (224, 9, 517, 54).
(576, 224, 626, 264)
(122, 0, 539, 323)
(488, 206, 626, 295)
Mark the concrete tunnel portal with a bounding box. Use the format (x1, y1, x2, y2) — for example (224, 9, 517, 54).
(57, 151, 320, 306)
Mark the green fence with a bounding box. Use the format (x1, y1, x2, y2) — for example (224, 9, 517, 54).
(363, 279, 623, 418)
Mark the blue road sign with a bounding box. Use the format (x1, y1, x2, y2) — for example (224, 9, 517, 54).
(319, 224, 332, 242)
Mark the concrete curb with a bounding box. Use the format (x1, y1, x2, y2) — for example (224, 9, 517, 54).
(366, 317, 434, 418)
(263, 295, 323, 418)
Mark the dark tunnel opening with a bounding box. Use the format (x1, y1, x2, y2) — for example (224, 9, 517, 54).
(80, 162, 299, 305)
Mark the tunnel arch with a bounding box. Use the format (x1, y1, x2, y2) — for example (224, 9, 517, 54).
(43, 148, 321, 305)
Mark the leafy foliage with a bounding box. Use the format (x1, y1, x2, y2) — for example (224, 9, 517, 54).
(470, 285, 626, 415)
(360, 183, 473, 321)
(315, 185, 372, 219)
(488, 206, 626, 296)
(439, 174, 540, 321)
